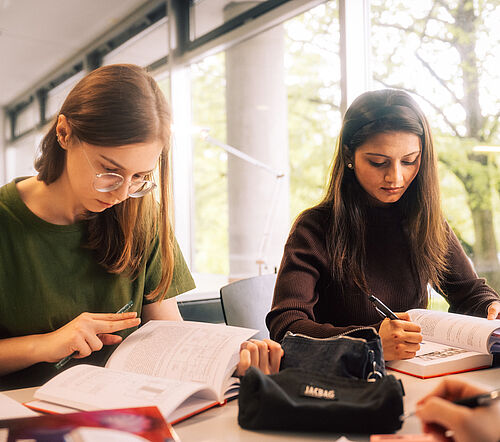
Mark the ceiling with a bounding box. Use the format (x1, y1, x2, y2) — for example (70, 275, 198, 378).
(0, 0, 151, 107)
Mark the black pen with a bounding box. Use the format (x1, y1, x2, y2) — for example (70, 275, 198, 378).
(401, 389, 500, 420)
(453, 389, 500, 407)
(368, 294, 400, 320)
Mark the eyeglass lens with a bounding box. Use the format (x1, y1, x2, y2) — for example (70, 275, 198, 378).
(94, 174, 156, 197)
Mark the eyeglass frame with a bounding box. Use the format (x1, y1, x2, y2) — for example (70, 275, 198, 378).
(80, 143, 157, 198)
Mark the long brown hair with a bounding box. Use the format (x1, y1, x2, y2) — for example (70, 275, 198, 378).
(321, 89, 448, 294)
(35, 64, 173, 301)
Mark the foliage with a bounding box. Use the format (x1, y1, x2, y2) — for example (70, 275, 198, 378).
(284, 2, 341, 220)
(191, 54, 228, 274)
(371, 0, 500, 290)
(190, 0, 500, 292)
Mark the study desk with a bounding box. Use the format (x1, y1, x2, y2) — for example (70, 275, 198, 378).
(4, 367, 500, 441)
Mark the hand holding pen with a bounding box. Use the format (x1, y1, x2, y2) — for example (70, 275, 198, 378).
(368, 294, 422, 361)
(368, 295, 400, 320)
(414, 378, 500, 442)
(53, 300, 137, 369)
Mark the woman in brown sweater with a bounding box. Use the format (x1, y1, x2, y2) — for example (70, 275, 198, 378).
(267, 89, 500, 360)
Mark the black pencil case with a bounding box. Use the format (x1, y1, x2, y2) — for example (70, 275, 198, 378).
(238, 328, 404, 433)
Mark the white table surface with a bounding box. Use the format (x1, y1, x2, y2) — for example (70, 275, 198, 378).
(4, 367, 500, 441)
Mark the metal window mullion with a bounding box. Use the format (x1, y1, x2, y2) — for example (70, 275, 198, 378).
(339, 0, 371, 115)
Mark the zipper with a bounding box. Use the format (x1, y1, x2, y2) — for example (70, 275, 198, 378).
(285, 326, 376, 343)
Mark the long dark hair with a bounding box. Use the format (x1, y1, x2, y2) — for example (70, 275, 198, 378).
(35, 64, 174, 301)
(320, 89, 447, 294)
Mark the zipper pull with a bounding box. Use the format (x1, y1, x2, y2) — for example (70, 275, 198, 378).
(367, 349, 383, 382)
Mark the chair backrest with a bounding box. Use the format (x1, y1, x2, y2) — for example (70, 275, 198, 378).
(220, 273, 277, 340)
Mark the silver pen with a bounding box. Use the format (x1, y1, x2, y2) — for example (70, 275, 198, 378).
(54, 300, 134, 370)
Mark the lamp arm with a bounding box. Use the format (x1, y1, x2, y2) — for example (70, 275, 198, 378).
(199, 129, 287, 274)
(203, 134, 285, 179)
(256, 174, 284, 271)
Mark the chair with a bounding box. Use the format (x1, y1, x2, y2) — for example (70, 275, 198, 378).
(220, 273, 277, 340)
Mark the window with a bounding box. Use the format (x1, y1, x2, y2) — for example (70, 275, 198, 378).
(191, 53, 228, 274)
(371, 0, 500, 302)
(189, 0, 276, 40)
(190, 1, 341, 278)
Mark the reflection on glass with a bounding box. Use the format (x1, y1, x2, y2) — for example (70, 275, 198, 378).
(190, 0, 271, 40)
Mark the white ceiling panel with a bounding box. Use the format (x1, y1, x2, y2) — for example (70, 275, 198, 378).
(0, 0, 152, 106)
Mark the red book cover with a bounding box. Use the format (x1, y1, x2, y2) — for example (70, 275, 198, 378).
(0, 406, 180, 442)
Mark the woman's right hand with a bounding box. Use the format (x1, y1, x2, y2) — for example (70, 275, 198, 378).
(42, 312, 141, 362)
(416, 378, 500, 442)
(378, 312, 422, 360)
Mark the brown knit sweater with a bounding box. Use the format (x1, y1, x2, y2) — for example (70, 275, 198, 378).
(266, 204, 500, 342)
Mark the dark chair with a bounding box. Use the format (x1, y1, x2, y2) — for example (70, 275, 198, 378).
(220, 274, 277, 340)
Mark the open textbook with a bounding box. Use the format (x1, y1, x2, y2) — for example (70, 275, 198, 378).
(26, 320, 256, 423)
(386, 309, 500, 378)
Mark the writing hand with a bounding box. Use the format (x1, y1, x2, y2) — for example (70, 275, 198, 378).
(486, 301, 500, 320)
(379, 312, 422, 361)
(235, 338, 283, 377)
(43, 312, 141, 362)
(416, 378, 500, 442)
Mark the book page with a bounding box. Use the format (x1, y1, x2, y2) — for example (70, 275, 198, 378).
(408, 309, 500, 353)
(386, 340, 492, 378)
(105, 321, 256, 399)
(415, 341, 481, 360)
(25, 400, 80, 414)
(0, 392, 38, 419)
(34, 365, 215, 420)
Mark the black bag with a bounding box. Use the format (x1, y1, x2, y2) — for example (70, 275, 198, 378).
(280, 327, 386, 380)
(238, 328, 404, 434)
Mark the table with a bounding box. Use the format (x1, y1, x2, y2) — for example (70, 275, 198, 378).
(4, 367, 500, 441)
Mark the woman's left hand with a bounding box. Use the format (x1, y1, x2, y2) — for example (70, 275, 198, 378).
(486, 301, 500, 320)
(235, 339, 284, 377)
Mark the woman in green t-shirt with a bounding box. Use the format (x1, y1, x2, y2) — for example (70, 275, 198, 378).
(0, 64, 282, 389)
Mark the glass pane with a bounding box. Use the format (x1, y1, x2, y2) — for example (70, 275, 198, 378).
(103, 19, 168, 67)
(191, 54, 229, 275)
(190, 1, 340, 278)
(371, 0, 500, 299)
(190, 0, 274, 40)
(285, 2, 341, 219)
(14, 102, 38, 137)
(46, 71, 86, 120)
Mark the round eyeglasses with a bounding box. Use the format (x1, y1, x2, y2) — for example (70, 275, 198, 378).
(82, 146, 157, 198)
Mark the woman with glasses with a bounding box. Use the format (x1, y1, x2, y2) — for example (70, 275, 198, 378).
(0, 64, 282, 390)
(266, 89, 500, 361)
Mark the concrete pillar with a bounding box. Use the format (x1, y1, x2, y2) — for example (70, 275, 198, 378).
(225, 2, 290, 279)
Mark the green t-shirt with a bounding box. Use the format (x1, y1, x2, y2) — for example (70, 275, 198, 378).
(0, 178, 195, 390)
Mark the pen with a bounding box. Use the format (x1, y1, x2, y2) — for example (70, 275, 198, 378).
(401, 389, 500, 420)
(115, 300, 134, 314)
(368, 294, 400, 320)
(453, 389, 500, 407)
(54, 300, 134, 370)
